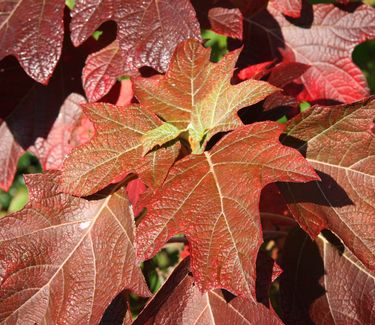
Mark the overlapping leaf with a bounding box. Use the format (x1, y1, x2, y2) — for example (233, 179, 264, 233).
(0, 172, 150, 324)
(0, 0, 65, 83)
(134, 258, 283, 324)
(247, 3, 375, 103)
(82, 40, 126, 102)
(270, 0, 301, 18)
(136, 122, 318, 301)
(0, 92, 89, 192)
(280, 97, 375, 273)
(208, 7, 243, 40)
(60, 103, 180, 197)
(70, 0, 201, 76)
(280, 228, 375, 324)
(135, 39, 278, 153)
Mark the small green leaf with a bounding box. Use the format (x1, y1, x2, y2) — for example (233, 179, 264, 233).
(142, 123, 182, 156)
(300, 101, 311, 112)
(92, 30, 103, 41)
(65, 0, 75, 10)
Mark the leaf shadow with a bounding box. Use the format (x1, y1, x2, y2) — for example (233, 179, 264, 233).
(279, 135, 353, 208)
(279, 227, 325, 324)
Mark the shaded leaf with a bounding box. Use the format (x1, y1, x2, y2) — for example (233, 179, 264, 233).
(135, 39, 278, 153)
(280, 228, 375, 324)
(70, 0, 201, 75)
(280, 96, 375, 273)
(0, 172, 150, 324)
(238, 61, 274, 80)
(136, 122, 318, 300)
(208, 7, 243, 40)
(61, 103, 180, 196)
(247, 3, 375, 103)
(0, 92, 88, 191)
(82, 40, 126, 102)
(0, 0, 65, 83)
(134, 257, 283, 325)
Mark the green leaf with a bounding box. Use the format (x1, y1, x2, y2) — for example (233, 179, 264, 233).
(142, 122, 183, 156)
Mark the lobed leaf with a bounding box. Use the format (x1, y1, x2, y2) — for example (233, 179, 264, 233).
(60, 103, 180, 197)
(0, 172, 150, 324)
(280, 96, 375, 273)
(247, 3, 375, 103)
(70, 0, 201, 75)
(280, 228, 375, 324)
(136, 121, 318, 301)
(82, 40, 126, 102)
(208, 7, 243, 40)
(0, 0, 65, 83)
(0, 93, 89, 191)
(135, 39, 278, 153)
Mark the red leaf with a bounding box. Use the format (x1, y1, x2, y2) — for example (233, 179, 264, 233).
(82, 40, 126, 102)
(126, 178, 147, 217)
(280, 228, 375, 324)
(134, 258, 283, 324)
(310, 235, 375, 324)
(60, 103, 180, 197)
(280, 97, 375, 273)
(264, 62, 310, 111)
(0, 0, 65, 84)
(267, 62, 310, 88)
(238, 61, 274, 80)
(135, 39, 278, 153)
(0, 172, 150, 324)
(270, 0, 302, 18)
(70, 0, 201, 75)
(208, 7, 243, 40)
(115, 79, 134, 107)
(247, 3, 375, 103)
(136, 122, 318, 300)
(0, 92, 89, 191)
(29, 94, 91, 171)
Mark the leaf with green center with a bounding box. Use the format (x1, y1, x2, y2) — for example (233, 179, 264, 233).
(134, 39, 279, 153)
(142, 122, 183, 156)
(60, 103, 180, 197)
(136, 121, 318, 301)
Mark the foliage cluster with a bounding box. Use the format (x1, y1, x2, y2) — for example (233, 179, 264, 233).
(0, 0, 374, 324)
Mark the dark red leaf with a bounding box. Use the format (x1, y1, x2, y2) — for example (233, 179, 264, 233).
(82, 40, 126, 102)
(0, 92, 89, 191)
(280, 96, 375, 273)
(237, 61, 274, 80)
(0, 172, 150, 324)
(136, 122, 318, 300)
(280, 228, 375, 324)
(0, 0, 65, 83)
(134, 258, 283, 324)
(70, 0, 201, 75)
(247, 3, 375, 103)
(208, 7, 243, 40)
